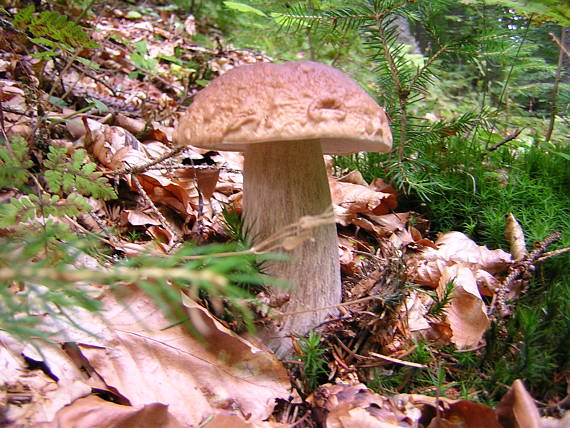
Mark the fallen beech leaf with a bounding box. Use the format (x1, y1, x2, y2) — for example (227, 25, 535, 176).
(134, 173, 194, 214)
(368, 212, 410, 236)
(309, 383, 422, 428)
(82, 119, 145, 169)
(59, 289, 290, 427)
(429, 232, 512, 273)
(338, 169, 369, 186)
(403, 291, 431, 333)
(330, 178, 397, 217)
(0, 334, 92, 426)
(338, 235, 372, 276)
(369, 178, 398, 199)
(427, 417, 459, 428)
(496, 379, 541, 428)
(114, 113, 146, 135)
(411, 259, 449, 288)
(122, 210, 162, 226)
(409, 232, 512, 288)
(441, 400, 500, 428)
(440, 264, 490, 348)
(541, 413, 570, 428)
(173, 166, 220, 201)
(33, 395, 185, 428)
(205, 413, 289, 428)
(338, 407, 403, 428)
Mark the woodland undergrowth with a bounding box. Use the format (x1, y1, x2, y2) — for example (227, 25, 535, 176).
(0, 0, 569, 419)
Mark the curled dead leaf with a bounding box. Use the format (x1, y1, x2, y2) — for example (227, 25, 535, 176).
(440, 264, 490, 348)
(505, 213, 528, 262)
(330, 178, 397, 217)
(59, 290, 290, 427)
(409, 232, 512, 288)
(427, 400, 501, 428)
(309, 383, 422, 428)
(496, 379, 541, 428)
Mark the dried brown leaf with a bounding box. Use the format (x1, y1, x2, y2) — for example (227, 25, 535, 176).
(0, 334, 92, 426)
(505, 213, 528, 261)
(309, 383, 422, 428)
(32, 395, 185, 428)
(541, 413, 570, 428)
(440, 264, 490, 348)
(58, 289, 290, 427)
(205, 413, 289, 428)
(330, 178, 397, 217)
(439, 400, 500, 428)
(432, 232, 512, 273)
(496, 379, 542, 428)
(122, 210, 162, 226)
(338, 170, 369, 186)
(409, 232, 512, 288)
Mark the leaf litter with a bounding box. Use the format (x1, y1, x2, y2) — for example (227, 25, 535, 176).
(0, 1, 567, 427)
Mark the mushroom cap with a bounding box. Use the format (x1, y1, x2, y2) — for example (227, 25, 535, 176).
(174, 61, 392, 154)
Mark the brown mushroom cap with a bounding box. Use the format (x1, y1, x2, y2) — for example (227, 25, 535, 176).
(174, 61, 392, 154)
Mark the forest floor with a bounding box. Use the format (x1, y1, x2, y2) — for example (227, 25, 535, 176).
(0, 1, 569, 427)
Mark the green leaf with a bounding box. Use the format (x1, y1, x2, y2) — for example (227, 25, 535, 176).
(126, 10, 143, 19)
(29, 37, 60, 49)
(223, 1, 267, 17)
(270, 12, 310, 28)
(75, 57, 100, 70)
(553, 151, 570, 161)
(13, 5, 34, 28)
(85, 97, 109, 113)
(31, 51, 59, 61)
(45, 170, 63, 193)
(0, 137, 33, 188)
(48, 96, 68, 108)
(157, 54, 183, 65)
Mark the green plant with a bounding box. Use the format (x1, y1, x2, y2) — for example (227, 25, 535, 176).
(427, 279, 456, 320)
(0, 136, 270, 341)
(481, 279, 570, 402)
(0, 139, 116, 229)
(296, 331, 328, 393)
(13, 5, 99, 69)
(129, 40, 158, 78)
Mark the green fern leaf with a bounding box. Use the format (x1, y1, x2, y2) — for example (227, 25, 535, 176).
(0, 137, 33, 188)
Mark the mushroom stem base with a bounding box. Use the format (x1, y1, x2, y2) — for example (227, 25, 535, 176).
(243, 140, 341, 357)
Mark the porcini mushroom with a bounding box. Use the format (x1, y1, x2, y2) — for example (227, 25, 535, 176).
(174, 61, 392, 356)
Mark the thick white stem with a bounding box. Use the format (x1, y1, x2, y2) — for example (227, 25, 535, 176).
(243, 140, 341, 357)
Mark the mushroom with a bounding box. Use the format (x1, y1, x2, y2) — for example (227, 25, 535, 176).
(174, 61, 392, 356)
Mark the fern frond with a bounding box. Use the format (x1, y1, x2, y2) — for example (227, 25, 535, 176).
(43, 146, 117, 200)
(0, 137, 33, 188)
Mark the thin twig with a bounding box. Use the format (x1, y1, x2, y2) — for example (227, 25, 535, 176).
(488, 128, 522, 151)
(368, 351, 426, 368)
(549, 32, 570, 59)
(536, 247, 570, 263)
(546, 29, 567, 142)
(131, 174, 182, 247)
(276, 295, 382, 319)
(107, 146, 185, 176)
